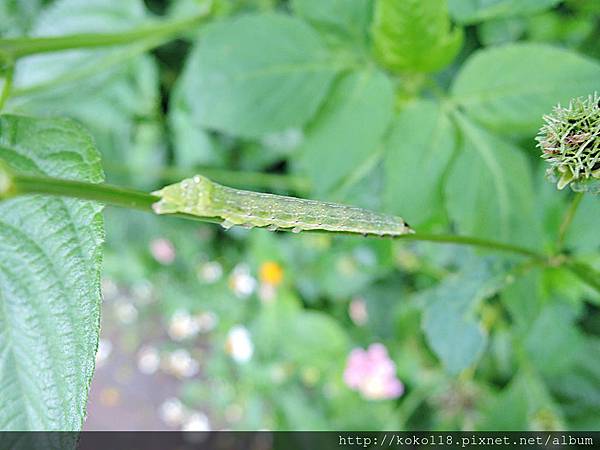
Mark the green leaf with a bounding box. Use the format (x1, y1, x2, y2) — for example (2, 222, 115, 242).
(500, 269, 546, 331)
(253, 290, 348, 374)
(318, 242, 393, 300)
(371, 0, 463, 73)
(526, 11, 596, 49)
(360, 280, 409, 340)
(448, 0, 561, 24)
(0, 0, 44, 36)
(0, 115, 104, 430)
(477, 370, 564, 430)
(477, 17, 526, 46)
(547, 336, 600, 429)
(8, 0, 163, 188)
(383, 99, 457, 226)
(524, 304, 581, 376)
(566, 195, 600, 253)
(14, 56, 163, 188)
(451, 43, 600, 136)
(282, 311, 348, 373)
(423, 303, 486, 375)
(542, 265, 600, 307)
(445, 113, 540, 247)
(295, 69, 393, 194)
(421, 261, 499, 374)
(476, 373, 529, 430)
(252, 291, 302, 360)
(179, 13, 343, 138)
(169, 86, 224, 168)
(291, 0, 372, 43)
(12, 0, 150, 91)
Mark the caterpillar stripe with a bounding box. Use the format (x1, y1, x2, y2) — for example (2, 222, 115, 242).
(152, 175, 414, 237)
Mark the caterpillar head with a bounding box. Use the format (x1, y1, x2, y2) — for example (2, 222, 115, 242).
(537, 92, 600, 193)
(152, 175, 213, 215)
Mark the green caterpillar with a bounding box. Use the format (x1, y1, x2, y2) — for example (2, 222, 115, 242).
(152, 175, 414, 237)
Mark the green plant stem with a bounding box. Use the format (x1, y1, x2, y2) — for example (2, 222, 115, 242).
(13, 174, 157, 211)
(396, 232, 545, 261)
(4, 172, 550, 262)
(11, 173, 222, 225)
(557, 192, 584, 250)
(0, 11, 210, 59)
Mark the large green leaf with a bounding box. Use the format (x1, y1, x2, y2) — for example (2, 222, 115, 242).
(524, 304, 582, 376)
(448, 0, 561, 24)
(383, 99, 456, 226)
(294, 69, 393, 194)
(451, 43, 600, 136)
(445, 113, 540, 247)
(178, 13, 343, 138)
(371, 0, 463, 73)
(0, 115, 104, 430)
(421, 260, 501, 374)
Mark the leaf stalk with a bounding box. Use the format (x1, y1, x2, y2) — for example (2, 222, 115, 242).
(0, 8, 211, 59)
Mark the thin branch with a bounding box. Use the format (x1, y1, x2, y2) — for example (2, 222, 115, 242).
(10, 38, 162, 99)
(13, 174, 157, 210)
(0, 11, 210, 59)
(3, 172, 549, 262)
(395, 232, 545, 261)
(10, 173, 222, 225)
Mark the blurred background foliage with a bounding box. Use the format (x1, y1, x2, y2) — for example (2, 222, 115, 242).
(2, 0, 600, 431)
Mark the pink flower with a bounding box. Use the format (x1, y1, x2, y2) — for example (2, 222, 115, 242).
(343, 343, 404, 400)
(150, 238, 176, 265)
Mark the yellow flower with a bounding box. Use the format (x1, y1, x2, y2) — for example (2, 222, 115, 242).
(259, 261, 284, 286)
